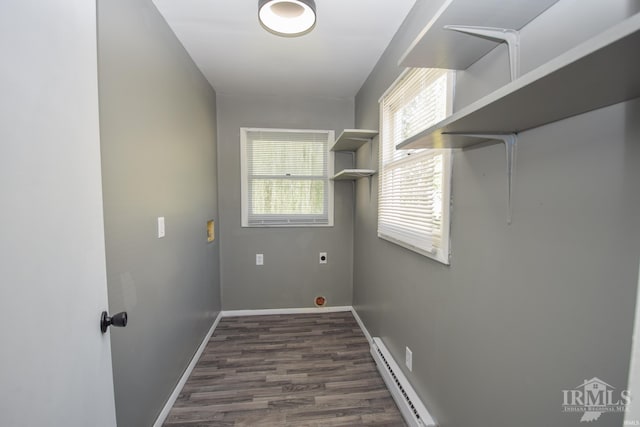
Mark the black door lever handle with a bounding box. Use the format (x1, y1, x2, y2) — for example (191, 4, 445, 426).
(101, 311, 128, 333)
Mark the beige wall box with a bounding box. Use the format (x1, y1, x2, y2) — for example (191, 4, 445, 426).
(207, 220, 215, 242)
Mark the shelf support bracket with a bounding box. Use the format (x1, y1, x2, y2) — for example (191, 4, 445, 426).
(447, 133, 517, 224)
(443, 25, 520, 81)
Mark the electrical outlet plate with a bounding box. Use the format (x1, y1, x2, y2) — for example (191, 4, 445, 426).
(405, 347, 413, 371)
(256, 253, 264, 265)
(319, 252, 327, 264)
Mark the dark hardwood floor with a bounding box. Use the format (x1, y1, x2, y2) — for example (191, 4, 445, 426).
(163, 311, 406, 426)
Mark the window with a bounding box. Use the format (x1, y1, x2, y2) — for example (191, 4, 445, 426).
(241, 128, 334, 227)
(378, 68, 454, 264)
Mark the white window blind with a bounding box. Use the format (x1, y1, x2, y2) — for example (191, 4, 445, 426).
(241, 128, 334, 227)
(378, 68, 454, 264)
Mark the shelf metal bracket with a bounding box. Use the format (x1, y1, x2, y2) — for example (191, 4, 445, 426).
(446, 133, 517, 224)
(444, 25, 520, 81)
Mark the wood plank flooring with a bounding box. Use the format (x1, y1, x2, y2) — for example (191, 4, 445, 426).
(164, 311, 406, 426)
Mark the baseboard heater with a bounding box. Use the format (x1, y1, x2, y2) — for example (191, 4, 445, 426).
(370, 337, 437, 427)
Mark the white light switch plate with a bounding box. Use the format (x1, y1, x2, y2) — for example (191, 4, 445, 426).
(158, 217, 165, 238)
(256, 253, 263, 265)
(405, 347, 413, 371)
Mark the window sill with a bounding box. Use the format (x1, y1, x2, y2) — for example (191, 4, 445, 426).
(378, 232, 450, 265)
(242, 223, 334, 228)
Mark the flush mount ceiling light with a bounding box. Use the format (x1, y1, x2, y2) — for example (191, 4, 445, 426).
(258, 0, 317, 37)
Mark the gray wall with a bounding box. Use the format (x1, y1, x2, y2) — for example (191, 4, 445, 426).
(97, 1, 221, 426)
(217, 93, 355, 310)
(353, 1, 640, 426)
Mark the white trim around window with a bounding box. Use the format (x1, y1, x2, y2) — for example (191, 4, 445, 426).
(241, 127, 334, 227)
(378, 68, 455, 264)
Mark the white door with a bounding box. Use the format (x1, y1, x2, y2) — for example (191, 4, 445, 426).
(625, 259, 640, 425)
(0, 1, 117, 426)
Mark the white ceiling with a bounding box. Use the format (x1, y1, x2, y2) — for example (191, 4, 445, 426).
(153, 0, 416, 98)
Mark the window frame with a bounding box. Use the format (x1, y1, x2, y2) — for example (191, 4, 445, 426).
(378, 68, 455, 264)
(240, 127, 335, 228)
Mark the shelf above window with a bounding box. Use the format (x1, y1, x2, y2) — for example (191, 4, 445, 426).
(331, 129, 379, 152)
(398, 0, 559, 69)
(397, 13, 640, 150)
(332, 169, 376, 181)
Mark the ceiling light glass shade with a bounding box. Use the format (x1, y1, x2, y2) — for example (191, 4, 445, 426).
(258, 0, 316, 37)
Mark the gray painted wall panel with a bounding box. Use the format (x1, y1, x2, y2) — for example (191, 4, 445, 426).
(217, 94, 355, 310)
(97, 1, 221, 425)
(354, 1, 640, 426)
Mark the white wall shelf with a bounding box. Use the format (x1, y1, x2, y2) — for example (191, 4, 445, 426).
(332, 169, 376, 181)
(331, 129, 379, 152)
(398, 13, 640, 224)
(397, 13, 640, 150)
(332, 129, 378, 182)
(398, 0, 559, 70)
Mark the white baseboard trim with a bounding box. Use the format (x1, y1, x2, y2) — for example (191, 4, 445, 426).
(350, 306, 373, 345)
(221, 306, 352, 317)
(153, 312, 222, 427)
